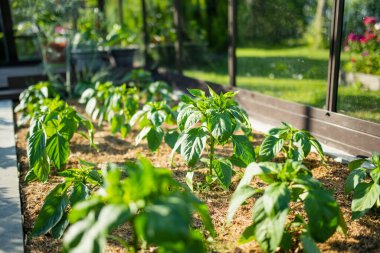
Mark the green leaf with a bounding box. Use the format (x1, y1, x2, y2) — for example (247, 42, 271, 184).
(120, 124, 130, 138)
(251, 183, 290, 252)
(344, 168, 366, 194)
(177, 106, 202, 131)
(231, 135, 255, 167)
(188, 88, 205, 98)
(259, 135, 284, 162)
(24, 169, 38, 182)
(164, 130, 179, 149)
(309, 138, 325, 161)
(293, 131, 312, 161)
(27, 128, 46, 168)
(134, 195, 191, 244)
(51, 212, 69, 239)
(370, 168, 380, 184)
(135, 126, 151, 145)
(33, 154, 50, 182)
(304, 189, 339, 242)
(180, 127, 208, 167)
(148, 110, 167, 127)
(352, 182, 380, 219)
(348, 158, 366, 171)
(212, 159, 233, 189)
(238, 224, 255, 244)
(301, 233, 320, 253)
(70, 182, 91, 206)
(85, 97, 97, 116)
(31, 181, 71, 236)
(227, 185, 257, 222)
(147, 127, 164, 151)
(129, 110, 146, 126)
(209, 111, 233, 143)
(64, 205, 130, 253)
(110, 115, 123, 134)
(46, 133, 70, 169)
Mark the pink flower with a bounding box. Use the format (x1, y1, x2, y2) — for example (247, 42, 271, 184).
(55, 26, 64, 34)
(363, 16, 377, 26)
(348, 33, 357, 41)
(360, 33, 376, 43)
(362, 51, 369, 57)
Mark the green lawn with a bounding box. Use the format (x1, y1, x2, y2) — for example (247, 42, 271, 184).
(184, 46, 380, 123)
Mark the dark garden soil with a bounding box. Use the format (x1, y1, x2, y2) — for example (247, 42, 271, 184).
(15, 103, 380, 253)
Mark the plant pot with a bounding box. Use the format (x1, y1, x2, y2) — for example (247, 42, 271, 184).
(109, 47, 138, 68)
(340, 71, 380, 91)
(71, 49, 110, 72)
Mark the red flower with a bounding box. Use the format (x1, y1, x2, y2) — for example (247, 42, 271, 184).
(351, 57, 356, 63)
(348, 33, 357, 41)
(360, 33, 376, 43)
(363, 16, 377, 26)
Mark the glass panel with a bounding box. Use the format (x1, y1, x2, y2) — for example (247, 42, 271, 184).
(183, 0, 229, 85)
(146, 0, 176, 69)
(0, 8, 8, 63)
(236, 0, 332, 108)
(338, 0, 380, 123)
(10, 0, 41, 61)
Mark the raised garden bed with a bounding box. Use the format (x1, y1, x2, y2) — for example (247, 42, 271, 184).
(14, 99, 380, 252)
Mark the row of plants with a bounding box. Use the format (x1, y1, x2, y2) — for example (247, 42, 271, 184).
(16, 69, 380, 252)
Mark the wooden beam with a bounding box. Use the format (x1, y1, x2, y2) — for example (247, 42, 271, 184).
(0, 0, 18, 63)
(326, 0, 345, 112)
(141, 0, 149, 68)
(228, 0, 237, 87)
(173, 0, 183, 74)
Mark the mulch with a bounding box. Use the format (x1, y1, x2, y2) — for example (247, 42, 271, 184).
(15, 103, 380, 252)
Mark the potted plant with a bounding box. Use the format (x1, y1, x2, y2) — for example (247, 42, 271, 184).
(71, 8, 110, 72)
(104, 24, 138, 68)
(341, 16, 380, 90)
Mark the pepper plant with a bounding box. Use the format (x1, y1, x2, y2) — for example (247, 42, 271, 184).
(80, 82, 139, 137)
(31, 160, 103, 239)
(15, 81, 63, 125)
(26, 99, 95, 182)
(146, 81, 173, 103)
(129, 101, 176, 151)
(63, 157, 215, 253)
(259, 122, 324, 162)
(345, 152, 380, 219)
(171, 87, 254, 190)
(228, 160, 347, 252)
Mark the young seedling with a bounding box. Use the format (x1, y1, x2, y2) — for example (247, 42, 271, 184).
(80, 82, 139, 137)
(345, 152, 380, 219)
(63, 157, 215, 253)
(228, 160, 347, 253)
(171, 86, 254, 190)
(129, 101, 176, 151)
(259, 122, 324, 162)
(31, 160, 103, 239)
(26, 99, 95, 182)
(15, 81, 63, 125)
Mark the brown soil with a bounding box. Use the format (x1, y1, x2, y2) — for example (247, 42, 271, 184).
(15, 104, 380, 253)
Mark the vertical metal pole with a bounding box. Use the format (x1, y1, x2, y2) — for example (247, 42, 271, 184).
(326, 0, 345, 112)
(141, 0, 149, 68)
(98, 0, 105, 12)
(228, 0, 237, 87)
(118, 0, 124, 25)
(1, 0, 18, 63)
(173, 0, 183, 74)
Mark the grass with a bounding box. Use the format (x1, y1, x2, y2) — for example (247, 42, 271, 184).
(184, 46, 380, 123)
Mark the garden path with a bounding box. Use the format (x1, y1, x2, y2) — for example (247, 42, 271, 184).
(0, 100, 24, 253)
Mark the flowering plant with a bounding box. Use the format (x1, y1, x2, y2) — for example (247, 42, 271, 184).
(344, 16, 380, 75)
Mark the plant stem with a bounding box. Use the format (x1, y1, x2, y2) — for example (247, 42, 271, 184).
(208, 136, 215, 176)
